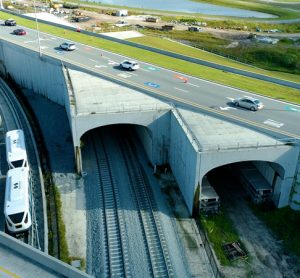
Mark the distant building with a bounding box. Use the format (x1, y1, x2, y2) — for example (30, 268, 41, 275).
(161, 25, 174, 31)
(146, 17, 160, 23)
(116, 10, 128, 17)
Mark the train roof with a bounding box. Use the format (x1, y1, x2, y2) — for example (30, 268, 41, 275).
(5, 129, 27, 163)
(4, 167, 30, 216)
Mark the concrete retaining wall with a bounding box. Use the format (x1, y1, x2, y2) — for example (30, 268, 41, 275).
(169, 110, 200, 213)
(0, 40, 68, 106)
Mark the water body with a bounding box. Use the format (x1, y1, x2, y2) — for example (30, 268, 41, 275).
(96, 0, 277, 18)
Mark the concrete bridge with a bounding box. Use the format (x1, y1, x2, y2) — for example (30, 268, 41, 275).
(1, 38, 299, 217)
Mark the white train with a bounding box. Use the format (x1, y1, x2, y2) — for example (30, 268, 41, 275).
(5, 129, 28, 169)
(4, 167, 32, 233)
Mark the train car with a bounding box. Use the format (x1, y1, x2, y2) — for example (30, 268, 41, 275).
(200, 176, 220, 214)
(237, 162, 273, 203)
(5, 129, 28, 169)
(4, 167, 32, 234)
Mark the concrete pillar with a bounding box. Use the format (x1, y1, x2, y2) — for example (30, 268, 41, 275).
(75, 146, 82, 175)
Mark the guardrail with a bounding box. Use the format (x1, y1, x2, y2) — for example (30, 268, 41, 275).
(1, 8, 300, 90)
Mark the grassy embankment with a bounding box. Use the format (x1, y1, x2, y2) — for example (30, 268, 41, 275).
(251, 204, 300, 256)
(130, 33, 300, 82)
(0, 11, 299, 104)
(53, 184, 85, 269)
(192, 0, 300, 20)
(200, 208, 242, 265)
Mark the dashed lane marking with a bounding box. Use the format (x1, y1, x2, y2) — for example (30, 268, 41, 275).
(117, 73, 132, 78)
(89, 59, 97, 63)
(108, 60, 119, 65)
(219, 106, 237, 111)
(188, 83, 200, 88)
(226, 97, 235, 102)
(174, 87, 188, 93)
(263, 119, 284, 128)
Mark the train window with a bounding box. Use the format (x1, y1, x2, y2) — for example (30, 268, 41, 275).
(11, 159, 24, 168)
(8, 212, 24, 224)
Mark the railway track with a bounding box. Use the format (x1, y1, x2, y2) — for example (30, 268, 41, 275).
(0, 78, 43, 250)
(92, 132, 131, 278)
(120, 137, 174, 278)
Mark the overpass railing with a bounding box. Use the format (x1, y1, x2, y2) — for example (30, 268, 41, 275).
(77, 102, 171, 116)
(199, 138, 298, 152)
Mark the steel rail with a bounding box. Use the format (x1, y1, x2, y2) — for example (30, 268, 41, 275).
(92, 132, 130, 277)
(120, 137, 174, 278)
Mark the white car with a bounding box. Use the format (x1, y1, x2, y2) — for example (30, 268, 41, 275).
(60, 42, 76, 51)
(120, 60, 140, 71)
(233, 96, 263, 111)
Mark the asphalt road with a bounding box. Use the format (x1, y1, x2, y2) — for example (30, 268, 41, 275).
(1, 22, 300, 139)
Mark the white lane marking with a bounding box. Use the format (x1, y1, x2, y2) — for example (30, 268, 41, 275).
(263, 119, 284, 128)
(140, 68, 151, 72)
(95, 65, 107, 68)
(220, 106, 237, 111)
(188, 83, 200, 88)
(117, 73, 132, 78)
(174, 87, 188, 93)
(40, 46, 48, 50)
(89, 58, 97, 63)
(226, 97, 235, 101)
(24, 40, 37, 44)
(21, 27, 298, 108)
(108, 60, 119, 65)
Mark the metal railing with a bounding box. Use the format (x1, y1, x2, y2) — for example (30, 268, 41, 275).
(195, 219, 224, 278)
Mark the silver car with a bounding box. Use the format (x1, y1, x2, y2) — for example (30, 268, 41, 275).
(233, 97, 263, 111)
(60, 42, 76, 51)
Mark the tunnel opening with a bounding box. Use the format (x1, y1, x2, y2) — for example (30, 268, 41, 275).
(200, 161, 284, 215)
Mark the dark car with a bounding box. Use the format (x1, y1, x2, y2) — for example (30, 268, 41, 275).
(13, 29, 26, 35)
(5, 19, 16, 26)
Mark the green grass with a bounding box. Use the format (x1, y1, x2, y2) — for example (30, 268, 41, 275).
(1, 11, 300, 104)
(129, 34, 300, 83)
(251, 205, 300, 256)
(53, 185, 70, 263)
(200, 208, 241, 265)
(53, 185, 85, 268)
(192, 0, 300, 19)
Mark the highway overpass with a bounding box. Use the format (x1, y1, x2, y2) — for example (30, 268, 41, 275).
(0, 37, 299, 214)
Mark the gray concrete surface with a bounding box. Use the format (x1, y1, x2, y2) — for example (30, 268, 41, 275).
(0, 232, 92, 278)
